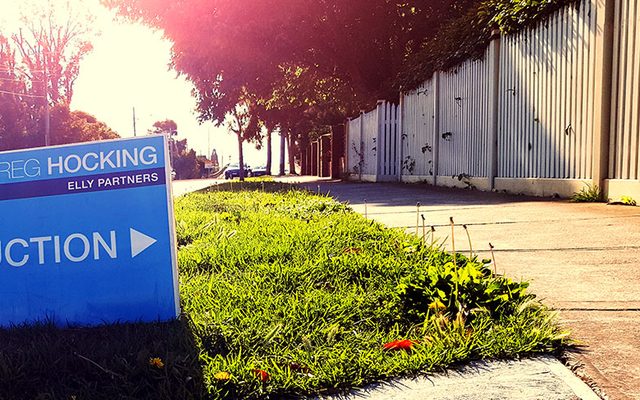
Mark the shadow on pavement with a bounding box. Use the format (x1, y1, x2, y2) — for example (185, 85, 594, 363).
(298, 180, 554, 208)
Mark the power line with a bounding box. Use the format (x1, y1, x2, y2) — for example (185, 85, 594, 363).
(0, 89, 45, 98)
(0, 67, 44, 72)
(0, 77, 42, 83)
(0, 68, 44, 74)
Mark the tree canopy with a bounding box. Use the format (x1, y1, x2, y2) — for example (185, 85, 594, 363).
(149, 119, 178, 135)
(0, 0, 116, 151)
(1, 32, 112, 150)
(170, 138, 201, 180)
(107, 0, 469, 123)
(49, 106, 119, 146)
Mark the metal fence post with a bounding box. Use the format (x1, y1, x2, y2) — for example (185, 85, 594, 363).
(376, 100, 384, 181)
(592, 0, 615, 196)
(489, 30, 502, 190)
(359, 110, 364, 181)
(432, 72, 440, 186)
(344, 119, 350, 178)
(397, 95, 404, 181)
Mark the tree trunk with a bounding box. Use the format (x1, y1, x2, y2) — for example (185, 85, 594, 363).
(287, 133, 296, 175)
(266, 129, 272, 175)
(279, 130, 286, 176)
(237, 132, 245, 182)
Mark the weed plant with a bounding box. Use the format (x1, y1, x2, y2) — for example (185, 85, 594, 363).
(0, 183, 568, 399)
(571, 183, 602, 202)
(621, 196, 637, 206)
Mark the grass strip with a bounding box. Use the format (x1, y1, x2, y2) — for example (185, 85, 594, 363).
(0, 182, 568, 399)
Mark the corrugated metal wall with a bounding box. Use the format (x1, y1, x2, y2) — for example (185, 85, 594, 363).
(343, 0, 640, 194)
(401, 81, 435, 177)
(345, 103, 400, 180)
(346, 117, 362, 176)
(498, 1, 597, 179)
(610, 0, 640, 180)
(377, 101, 400, 179)
(437, 46, 494, 178)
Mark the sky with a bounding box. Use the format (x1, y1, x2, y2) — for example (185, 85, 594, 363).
(0, 0, 282, 167)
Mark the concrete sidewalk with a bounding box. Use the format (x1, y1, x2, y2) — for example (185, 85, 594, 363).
(316, 356, 598, 400)
(300, 180, 640, 400)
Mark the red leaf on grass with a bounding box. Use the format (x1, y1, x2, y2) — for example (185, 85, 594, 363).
(252, 369, 270, 382)
(383, 339, 415, 351)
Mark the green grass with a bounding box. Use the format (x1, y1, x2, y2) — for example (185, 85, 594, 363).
(0, 183, 568, 399)
(571, 183, 602, 202)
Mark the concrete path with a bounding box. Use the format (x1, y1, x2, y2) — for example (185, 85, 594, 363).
(316, 356, 598, 400)
(299, 180, 640, 400)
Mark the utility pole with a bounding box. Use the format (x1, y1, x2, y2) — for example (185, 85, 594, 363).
(44, 57, 50, 146)
(132, 107, 137, 136)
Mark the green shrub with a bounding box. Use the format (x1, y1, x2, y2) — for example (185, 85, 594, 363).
(395, 254, 532, 324)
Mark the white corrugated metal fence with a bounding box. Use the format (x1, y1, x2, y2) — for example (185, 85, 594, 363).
(342, 0, 639, 198)
(498, 1, 596, 180)
(438, 46, 494, 179)
(610, 0, 640, 180)
(401, 81, 435, 180)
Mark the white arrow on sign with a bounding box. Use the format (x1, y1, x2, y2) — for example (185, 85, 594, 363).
(130, 228, 157, 258)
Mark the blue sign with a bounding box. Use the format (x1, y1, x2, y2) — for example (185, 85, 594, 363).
(0, 136, 179, 326)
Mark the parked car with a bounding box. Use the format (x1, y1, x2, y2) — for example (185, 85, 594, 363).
(224, 164, 251, 179)
(249, 165, 269, 177)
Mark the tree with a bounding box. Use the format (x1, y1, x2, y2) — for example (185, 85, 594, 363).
(9, 0, 95, 105)
(0, 35, 37, 150)
(149, 119, 200, 179)
(1, 36, 118, 151)
(265, 128, 273, 175)
(149, 119, 178, 135)
(0, 0, 100, 150)
(171, 138, 200, 180)
(210, 148, 219, 171)
(150, 118, 179, 166)
(222, 96, 262, 181)
(49, 105, 119, 145)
